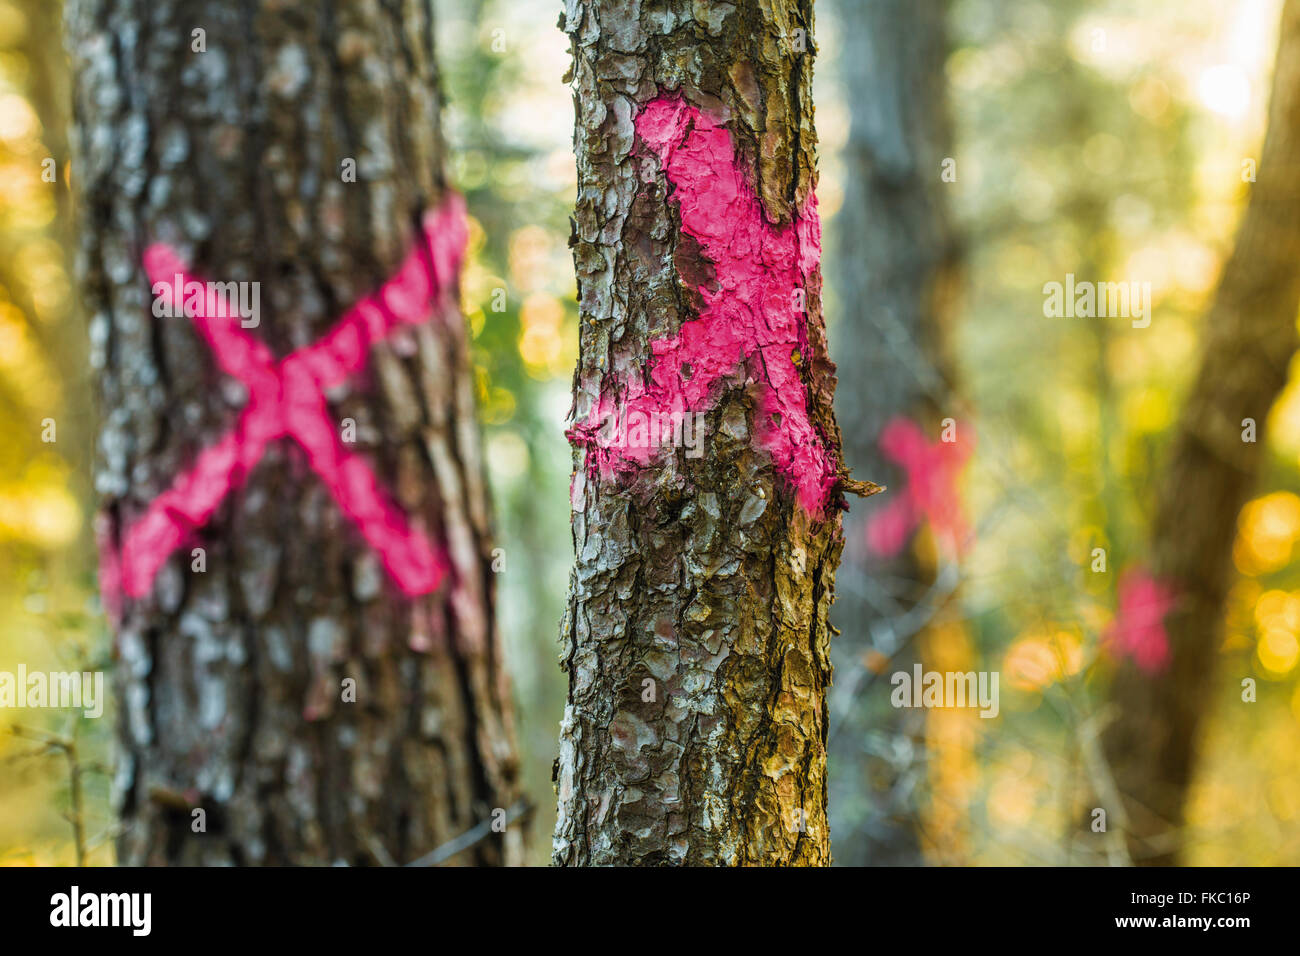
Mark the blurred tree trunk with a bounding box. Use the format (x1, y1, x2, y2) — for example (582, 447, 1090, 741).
(67, 0, 523, 865)
(1103, 0, 1300, 866)
(554, 0, 863, 865)
(827, 0, 960, 866)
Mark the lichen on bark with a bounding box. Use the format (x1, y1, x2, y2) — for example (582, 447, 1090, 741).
(554, 0, 857, 866)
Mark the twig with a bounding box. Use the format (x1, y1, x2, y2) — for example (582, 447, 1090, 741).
(9, 723, 88, 866)
(405, 800, 532, 867)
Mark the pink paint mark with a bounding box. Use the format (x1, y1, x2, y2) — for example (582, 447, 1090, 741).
(1104, 567, 1174, 675)
(567, 95, 837, 515)
(93, 511, 123, 631)
(115, 195, 468, 600)
(864, 494, 914, 559)
(866, 416, 972, 559)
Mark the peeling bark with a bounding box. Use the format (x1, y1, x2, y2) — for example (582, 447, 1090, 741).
(67, 0, 523, 865)
(554, 0, 861, 866)
(1102, 0, 1300, 866)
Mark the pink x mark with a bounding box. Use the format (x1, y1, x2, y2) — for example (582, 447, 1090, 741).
(568, 95, 837, 514)
(866, 416, 972, 560)
(119, 195, 468, 599)
(1103, 567, 1174, 675)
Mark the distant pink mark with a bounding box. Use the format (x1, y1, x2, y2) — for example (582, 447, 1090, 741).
(114, 195, 468, 600)
(866, 417, 972, 559)
(94, 512, 123, 630)
(1104, 567, 1174, 675)
(568, 95, 837, 514)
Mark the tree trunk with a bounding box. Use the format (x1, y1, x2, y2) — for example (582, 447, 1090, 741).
(826, 0, 960, 866)
(1102, 0, 1300, 866)
(67, 0, 523, 866)
(553, 0, 866, 866)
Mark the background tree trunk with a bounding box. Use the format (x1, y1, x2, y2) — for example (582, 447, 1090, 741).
(826, 0, 960, 866)
(553, 0, 860, 866)
(67, 0, 523, 865)
(1102, 0, 1300, 866)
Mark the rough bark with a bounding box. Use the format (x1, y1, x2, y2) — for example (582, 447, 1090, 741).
(1102, 0, 1300, 865)
(67, 0, 523, 865)
(827, 0, 959, 867)
(553, 0, 865, 866)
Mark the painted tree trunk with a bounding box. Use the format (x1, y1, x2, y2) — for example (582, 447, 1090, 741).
(827, 0, 960, 867)
(1102, 0, 1300, 866)
(553, 0, 872, 866)
(67, 0, 523, 865)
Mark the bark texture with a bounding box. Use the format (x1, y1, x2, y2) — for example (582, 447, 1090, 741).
(1102, 0, 1300, 865)
(827, 0, 959, 867)
(554, 0, 858, 866)
(67, 0, 523, 865)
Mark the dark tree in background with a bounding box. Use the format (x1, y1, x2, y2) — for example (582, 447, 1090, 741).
(554, 0, 873, 865)
(826, 0, 961, 866)
(67, 0, 523, 865)
(1103, 0, 1300, 865)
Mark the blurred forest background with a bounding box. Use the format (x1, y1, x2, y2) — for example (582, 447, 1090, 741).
(3, 0, 1300, 865)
